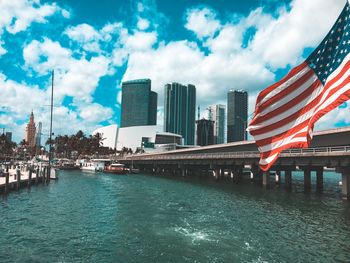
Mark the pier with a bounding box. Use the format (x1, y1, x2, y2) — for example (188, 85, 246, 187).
(0, 164, 52, 194)
(119, 127, 350, 200)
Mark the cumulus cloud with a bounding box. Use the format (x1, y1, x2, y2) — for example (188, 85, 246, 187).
(137, 17, 150, 30)
(185, 7, 221, 39)
(0, 0, 69, 35)
(23, 38, 111, 103)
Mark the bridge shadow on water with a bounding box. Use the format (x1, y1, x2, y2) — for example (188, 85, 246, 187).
(140, 170, 350, 217)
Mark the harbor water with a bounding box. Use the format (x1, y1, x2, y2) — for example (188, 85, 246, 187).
(0, 170, 350, 262)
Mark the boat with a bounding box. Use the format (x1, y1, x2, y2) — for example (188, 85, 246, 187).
(80, 159, 110, 172)
(104, 163, 129, 175)
(54, 159, 80, 170)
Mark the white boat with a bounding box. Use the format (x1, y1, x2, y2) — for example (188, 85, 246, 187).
(80, 159, 111, 172)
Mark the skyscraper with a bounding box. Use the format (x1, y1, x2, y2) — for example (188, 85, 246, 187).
(196, 119, 214, 146)
(208, 104, 225, 144)
(227, 90, 248, 142)
(25, 111, 36, 148)
(35, 122, 42, 147)
(5, 132, 12, 142)
(121, 79, 157, 127)
(164, 83, 196, 145)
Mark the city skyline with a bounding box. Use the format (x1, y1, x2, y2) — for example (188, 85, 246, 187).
(0, 0, 349, 143)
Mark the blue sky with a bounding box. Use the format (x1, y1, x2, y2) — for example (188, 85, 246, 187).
(0, 0, 348, 142)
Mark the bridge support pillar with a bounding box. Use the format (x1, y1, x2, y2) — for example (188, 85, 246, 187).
(340, 169, 350, 200)
(303, 168, 311, 193)
(214, 168, 220, 180)
(262, 171, 270, 188)
(316, 168, 323, 193)
(275, 170, 281, 185)
(285, 170, 292, 190)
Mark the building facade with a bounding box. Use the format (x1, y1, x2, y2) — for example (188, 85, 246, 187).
(164, 83, 196, 145)
(121, 79, 157, 128)
(35, 122, 42, 147)
(208, 104, 225, 144)
(25, 111, 36, 148)
(196, 119, 214, 146)
(227, 90, 248, 142)
(5, 132, 12, 142)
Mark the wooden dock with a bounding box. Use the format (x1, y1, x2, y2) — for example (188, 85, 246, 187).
(0, 165, 53, 194)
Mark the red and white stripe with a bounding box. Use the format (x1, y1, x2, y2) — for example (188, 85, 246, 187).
(247, 53, 350, 171)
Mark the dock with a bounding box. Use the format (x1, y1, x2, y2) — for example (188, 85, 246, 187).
(0, 165, 53, 194)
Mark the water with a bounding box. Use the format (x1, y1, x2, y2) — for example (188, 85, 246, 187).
(0, 171, 350, 262)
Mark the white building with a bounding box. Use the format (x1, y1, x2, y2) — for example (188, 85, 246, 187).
(208, 104, 226, 144)
(92, 125, 118, 149)
(92, 125, 183, 152)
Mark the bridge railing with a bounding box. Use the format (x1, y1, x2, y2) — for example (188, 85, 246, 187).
(121, 146, 350, 161)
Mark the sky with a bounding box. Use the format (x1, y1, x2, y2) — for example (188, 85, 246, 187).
(0, 0, 349, 143)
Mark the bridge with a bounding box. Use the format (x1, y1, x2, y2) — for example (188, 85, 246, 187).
(120, 127, 350, 200)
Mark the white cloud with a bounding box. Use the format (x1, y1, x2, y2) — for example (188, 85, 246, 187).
(248, 0, 345, 68)
(185, 7, 221, 39)
(122, 31, 158, 51)
(23, 38, 111, 103)
(64, 23, 100, 43)
(0, 0, 69, 35)
(77, 103, 113, 123)
(137, 17, 150, 30)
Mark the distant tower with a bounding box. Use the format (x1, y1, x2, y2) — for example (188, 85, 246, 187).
(25, 111, 36, 148)
(35, 122, 42, 147)
(121, 79, 157, 127)
(164, 83, 196, 145)
(196, 118, 214, 146)
(227, 90, 248, 142)
(208, 104, 225, 144)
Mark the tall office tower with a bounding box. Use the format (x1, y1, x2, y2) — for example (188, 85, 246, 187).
(164, 83, 196, 145)
(25, 111, 36, 148)
(196, 119, 214, 146)
(227, 90, 248, 142)
(35, 122, 42, 147)
(208, 104, 225, 144)
(5, 132, 12, 142)
(121, 79, 158, 127)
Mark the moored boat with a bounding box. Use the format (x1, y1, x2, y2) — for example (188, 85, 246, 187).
(104, 163, 129, 175)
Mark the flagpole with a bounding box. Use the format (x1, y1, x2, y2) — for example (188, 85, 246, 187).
(48, 70, 54, 180)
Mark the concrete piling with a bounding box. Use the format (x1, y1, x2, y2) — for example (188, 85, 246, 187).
(303, 168, 311, 192)
(316, 168, 324, 193)
(285, 170, 292, 190)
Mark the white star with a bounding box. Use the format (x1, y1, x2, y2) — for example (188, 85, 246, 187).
(329, 39, 333, 43)
(338, 28, 342, 32)
(338, 58, 341, 62)
(326, 63, 330, 67)
(320, 64, 323, 68)
(330, 68, 333, 71)
(325, 71, 328, 74)
(337, 37, 341, 41)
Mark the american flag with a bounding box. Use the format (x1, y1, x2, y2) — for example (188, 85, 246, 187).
(247, 2, 350, 171)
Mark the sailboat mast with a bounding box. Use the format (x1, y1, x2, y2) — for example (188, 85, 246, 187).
(49, 70, 54, 167)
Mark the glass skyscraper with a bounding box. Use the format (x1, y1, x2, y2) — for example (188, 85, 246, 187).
(121, 79, 158, 128)
(208, 104, 225, 144)
(164, 83, 196, 145)
(227, 90, 248, 142)
(196, 119, 214, 146)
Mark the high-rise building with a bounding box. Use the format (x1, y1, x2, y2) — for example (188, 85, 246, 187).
(25, 111, 36, 148)
(227, 90, 248, 142)
(196, 119, 214, 146)
(35, 122, 42, 147)
(5, 132, 12, 142)
(208, 104, 225, 144)
(164, 83, 196, 145)
(121, 79, 157, 128)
